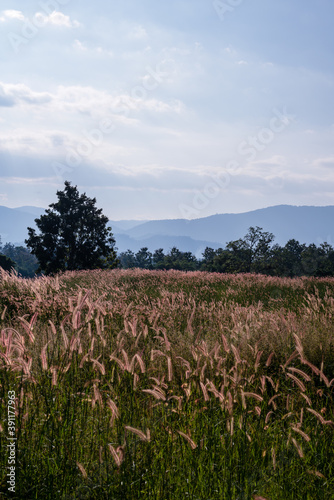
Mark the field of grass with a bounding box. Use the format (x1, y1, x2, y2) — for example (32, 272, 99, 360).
(0, 268, 333, 499)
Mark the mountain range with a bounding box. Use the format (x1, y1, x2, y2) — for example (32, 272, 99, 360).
(0, 205, 333, 258)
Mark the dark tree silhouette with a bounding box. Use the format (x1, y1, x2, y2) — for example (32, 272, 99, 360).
(25, 181, 118, 275)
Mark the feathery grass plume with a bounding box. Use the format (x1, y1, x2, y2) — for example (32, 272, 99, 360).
(231, 344, 241, 364)
(40, 341, 50, 371)
(129, 353, 146, 374)
(265, 411, 274, 424)
(142, 387, 166, 401)
(319, 370, 330, 388)
(254, 350, 263, 372)
(125, 426, 151, 442)
(225, 391, 233, 416)
(92, 383, 103, 408)
(291, 425, 310, 442)
(300, 392, 312, 406)
(307, 407, 327, 425)
(79, 353, 90, 368)
(265, 351, 274, 367)
(293, 333, 304, 357)
(91, 358, 106, 375)
(268, 394, 280, 410)
(200, 381, 210, 402)
(76, 462, 87, 479)
(301, 359, 320, 376)
(254, 406, 261, 416)
(207, 380, 224, 403)
(243, 391, 264, 402)
(18, 314, 37, 343)
(291, 437, 304, 458)
(167, 356, 173, 381)
(286, 373, 306, 392)
(48, 320, 57, 336)
(299, 407, 304, 426)
(110, 354, 126, 371)
(50, 366, 58, 386)
(177, 430, 197, 449)
(282, 350, 299, 371)
(253, 495, 269, 499)
(60, 324, 69, 350)
(1, 305, 7, 320)
(287, 366, 311, 382)
(108, 444, 125, 467)
(0, 350, 11, 366)
(307, 470, 326, 479)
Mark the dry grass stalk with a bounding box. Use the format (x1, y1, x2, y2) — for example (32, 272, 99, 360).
(177, 430, 197, 449)
(265, 351, 274, 367)
(286, 373, 306, 392)
(125, 426, 151, 442)
(76, 462, 88, 479)
(231, 344, 241, 364)
(307, 470, 326, 479)
(91, 358, 106, 375)
(1, 305, 7, 320)
(282, 350, 299, 371)
(291, 426, 310, 442)
(300, 392, 312, 406)
(108, 444, 125, 467)
(287, 367, 311, 382)
(142, 388, 166, 401)
(40, 342, 50, 371)
(291, 437, 304, 458)
(242, 391, 263, 402)
(200, 382, 210, 402)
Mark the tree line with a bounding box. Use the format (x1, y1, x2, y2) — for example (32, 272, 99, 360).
(1, 182, 333, 278)
(118, 227, 334, 277)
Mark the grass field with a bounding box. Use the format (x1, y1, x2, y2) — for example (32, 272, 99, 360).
(0, 268, 333, 499)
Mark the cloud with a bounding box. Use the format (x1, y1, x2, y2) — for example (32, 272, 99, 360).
(34, 11, 81, 28)
(0, 9, 80, 28)
(0, 82, 52, 106)
(0, 10, 25, 22)
(73, 39, 114, 57)
(128, 25, 148, 40)
(313, 157, 334, 170)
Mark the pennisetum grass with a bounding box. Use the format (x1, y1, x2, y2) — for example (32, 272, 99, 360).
(0, 268, 333, 498)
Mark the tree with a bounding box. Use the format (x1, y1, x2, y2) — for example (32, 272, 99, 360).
(0, 254, 15, 272)
(119, 250, 136, 269)
(153, 248, 165, 269)
(25, 181, 118, 275)
(135, 247, 153, 269)
(1, 243, 39, 277)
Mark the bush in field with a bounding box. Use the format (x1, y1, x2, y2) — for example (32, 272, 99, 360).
(25, 181, 118, 275)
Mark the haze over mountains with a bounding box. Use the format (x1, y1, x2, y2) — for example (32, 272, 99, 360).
(0, 205, 333, 258)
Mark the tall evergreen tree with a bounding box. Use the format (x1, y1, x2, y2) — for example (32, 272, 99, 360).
(25, 181, 118, 275)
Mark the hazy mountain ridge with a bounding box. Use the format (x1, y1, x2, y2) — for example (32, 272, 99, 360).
(1, 205, 333, 257)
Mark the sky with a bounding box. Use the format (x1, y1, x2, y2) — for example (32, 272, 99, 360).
(0, 0, 334, 220)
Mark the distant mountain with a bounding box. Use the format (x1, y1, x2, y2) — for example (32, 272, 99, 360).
(1, 205, 333, 256)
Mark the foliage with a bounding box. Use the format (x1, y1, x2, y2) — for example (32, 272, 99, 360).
(0, 243, 39, 277)
(25, 181, 118, 275)
(119, 227, 334, 278)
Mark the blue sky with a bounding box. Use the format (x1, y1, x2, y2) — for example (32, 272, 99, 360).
(0, 0, 333, 219)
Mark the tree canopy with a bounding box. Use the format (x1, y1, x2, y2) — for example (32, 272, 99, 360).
(25, 181, 118, 275)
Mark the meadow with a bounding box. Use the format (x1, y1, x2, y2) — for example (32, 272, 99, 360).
(0, 268, 333, 499)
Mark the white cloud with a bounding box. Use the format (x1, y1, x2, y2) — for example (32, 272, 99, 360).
(34, 11, 81, 28)
(0, 10, 25, 22)
(73, 39, 113, 57)
(128, 25, 148, 40)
